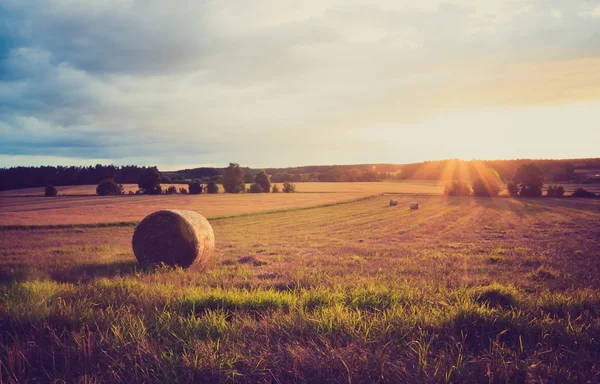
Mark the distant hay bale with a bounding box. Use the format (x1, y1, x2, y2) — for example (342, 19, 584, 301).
(389, 199, 398, 206)
(132, 209, 215, 268)
(410, 202, 419, 210)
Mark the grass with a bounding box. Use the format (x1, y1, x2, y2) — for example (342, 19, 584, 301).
(1, 195, 600, 382)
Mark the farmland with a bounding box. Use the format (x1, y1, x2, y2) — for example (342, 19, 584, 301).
(1, 194, 600, 382)
(3, 181, 599, 198)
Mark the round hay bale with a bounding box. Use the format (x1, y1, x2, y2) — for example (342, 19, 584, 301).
(390, 199, 398, 206)
(132, 209, 215, 268)
(410, 202, 419, 210)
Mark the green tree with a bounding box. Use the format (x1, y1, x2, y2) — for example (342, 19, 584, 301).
(472, 178, 500, 197)
(255, 170, 271, 193)
(444, 180, 471, 196)
(206, 181, 219, 194)
(513, 163, 544, 197)
(223, 163, 245, 193)
(188, 181, 203, 194)
(272, 184, 280, 193)
(138, 167, 162, 195)
(96, 178, 124, 196)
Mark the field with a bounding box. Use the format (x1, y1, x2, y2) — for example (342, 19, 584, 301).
(1, 193, 600, 383)
(0, 193, 370, 226)
(2, 181, 599, 197)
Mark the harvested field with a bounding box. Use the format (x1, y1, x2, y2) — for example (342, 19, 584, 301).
(1, 195, 600, 382)
(0, 193, 370, 226)
(2, 181, 599, 197)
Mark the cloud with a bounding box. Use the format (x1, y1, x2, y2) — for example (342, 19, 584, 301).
(1, 0, 599, 167)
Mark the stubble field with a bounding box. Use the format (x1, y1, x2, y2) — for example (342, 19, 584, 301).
(1, 194, 600, 382)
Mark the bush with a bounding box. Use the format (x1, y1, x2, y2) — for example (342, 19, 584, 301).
(138, 167, 162, 195)
(165, 185, 178, 195)
(96, 179, 124, 196)
(546, 185, 565, 197)
(179, 187, 188, 194)
(282, 181, 296, 193)
(206, 181, 219, 194)
(571, 188, 596, 198)
(255, 170, 271, 193)
(272, 184, 280, 193)
(472, 178, 500, 197)
(249, 183, 263, 193)
(444, 180, 471, 196)
(188, 181, 203, 195)
(507, 182, 519, 197)
(44, 185, 57, 197)
(520, 185, 542, 197)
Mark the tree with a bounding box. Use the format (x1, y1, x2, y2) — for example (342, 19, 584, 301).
(444, 180, 471, 196)
(272, 184, 280, 193)
(249, 183, 263, 193)
(282, 181, 296, 193)
(179, 187, 188, 194)
(255, 170, 271, 193)
(138, 167, 162, 195)
(45, 185, 57, 197)
(96, 178, 124, 196)
(472, 178, 500, 197)
(513, 163, 544, 197)
(507, 182, 519, 197)
(223, 163, 245, 193)
(188, 181, 203, 195)
(206, 181, 219, 194)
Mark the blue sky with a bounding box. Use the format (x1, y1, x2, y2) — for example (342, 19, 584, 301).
(1, 0, 599, 170)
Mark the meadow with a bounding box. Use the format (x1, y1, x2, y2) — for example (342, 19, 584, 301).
(1, 194, 599, 382)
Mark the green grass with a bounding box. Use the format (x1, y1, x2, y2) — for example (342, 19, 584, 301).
(1, 195, 600, 382)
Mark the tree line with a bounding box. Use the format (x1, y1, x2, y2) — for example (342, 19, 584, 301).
(0, 165, 158, 191)
(443, 162, 597, 198)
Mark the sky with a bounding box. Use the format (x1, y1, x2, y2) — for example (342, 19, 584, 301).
(1, 0, 599, 171)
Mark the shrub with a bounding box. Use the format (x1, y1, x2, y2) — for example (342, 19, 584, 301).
(188, 181, 203, 195)
(44, 185, 57, 197)
(472, 178, 500, 197)
(272, 184, 280, 193)
(223, 163, 245, 193)
(444, 180, 471, 196)
(165, 185, 178, 195)
(546, 185, 565, 197)
(249, 183, 264, 193)
(506, 182, 519, 197)
(138, 167, 162, 195)
(282, 181, 296, 193)
(179, 187, 188, 194)
(96, 178, 124, 196)
(520, 185, 542, 197)
(255, 170, 271, 193)
(206, 181, 219, 194)
(571, 188, 596, 198)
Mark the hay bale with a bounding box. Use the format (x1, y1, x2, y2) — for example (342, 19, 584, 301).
(132, 209, 215, 268)
(389, 199, 398, 206)
(410, 202, 419, 210)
